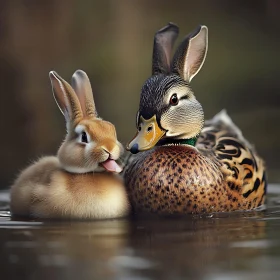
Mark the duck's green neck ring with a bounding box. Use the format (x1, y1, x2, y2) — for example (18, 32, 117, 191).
(157, 136, 198, 147)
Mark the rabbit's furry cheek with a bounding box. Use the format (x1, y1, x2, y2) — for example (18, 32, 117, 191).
(57, 141, 85, 167)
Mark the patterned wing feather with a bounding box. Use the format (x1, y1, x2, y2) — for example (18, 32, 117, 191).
(196, 110, 266, 208)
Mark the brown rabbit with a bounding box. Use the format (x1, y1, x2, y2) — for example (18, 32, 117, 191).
(10, 70, 130, 219)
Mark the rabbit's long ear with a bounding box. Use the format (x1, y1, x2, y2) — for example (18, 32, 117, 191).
(49, 71, 83, 123)
(171, 25, 208, 82)
(152, 22, 179, 75)
(71, 70, 97, 118)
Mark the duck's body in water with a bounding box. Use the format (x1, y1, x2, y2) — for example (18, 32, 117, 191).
(124, 23, 266, 215)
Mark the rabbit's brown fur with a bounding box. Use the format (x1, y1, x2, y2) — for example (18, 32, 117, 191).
(10, 70, 130, 219)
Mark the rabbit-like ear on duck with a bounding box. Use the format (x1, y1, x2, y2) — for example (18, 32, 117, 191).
(152, 22, 179, 75)
(171, 25, 208, 82)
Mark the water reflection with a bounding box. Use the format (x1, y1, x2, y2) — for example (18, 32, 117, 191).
(0, 219, 130, 279)
(0, 188, 280, 279)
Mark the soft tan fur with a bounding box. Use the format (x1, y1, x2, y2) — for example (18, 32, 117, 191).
(10, 70, 130, 219)
(10, 156, 129, 219)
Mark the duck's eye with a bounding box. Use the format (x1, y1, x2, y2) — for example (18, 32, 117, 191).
(81, 131, 88, 143)
(170, 93, 179, 106)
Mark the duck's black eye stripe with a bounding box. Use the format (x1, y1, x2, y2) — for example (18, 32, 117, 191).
(180, 95, 189, 100)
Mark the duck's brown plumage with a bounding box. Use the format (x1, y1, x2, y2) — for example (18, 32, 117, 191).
(124, 111, 266, 215)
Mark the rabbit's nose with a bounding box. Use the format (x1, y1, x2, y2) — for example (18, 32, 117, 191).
(101, 139, 117, 152)
(101, 149, 115, 161)
(101, 146, 114, 156)
(101, 144, 120, 159)
(101, 147, 110, 155)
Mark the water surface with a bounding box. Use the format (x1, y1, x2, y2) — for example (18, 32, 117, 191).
(1, 185, 280, 280)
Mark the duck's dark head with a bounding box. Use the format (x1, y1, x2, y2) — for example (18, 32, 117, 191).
(127, 23, 208, 154)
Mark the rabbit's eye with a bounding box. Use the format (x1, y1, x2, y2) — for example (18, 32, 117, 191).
(81, 132, 88, 143)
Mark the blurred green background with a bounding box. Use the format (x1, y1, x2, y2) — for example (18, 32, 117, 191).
(0, 0, 279, 189)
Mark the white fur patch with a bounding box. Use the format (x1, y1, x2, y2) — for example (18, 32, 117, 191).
(63, 164, 97, 174)
(75, 124, 85, 134)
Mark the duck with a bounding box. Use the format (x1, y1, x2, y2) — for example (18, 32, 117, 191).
(124, 23, 266, 215)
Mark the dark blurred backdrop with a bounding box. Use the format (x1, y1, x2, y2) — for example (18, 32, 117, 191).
(0, 0, 280, 188)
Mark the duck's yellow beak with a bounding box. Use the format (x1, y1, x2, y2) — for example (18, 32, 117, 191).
(126, 115, 166, 154)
